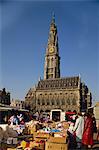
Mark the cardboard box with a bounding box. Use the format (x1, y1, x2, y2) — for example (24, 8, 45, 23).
(48, 137, 66, 143)
(38, 142, 45, 150)
(45, 141, 68, 150)
(54, 132, 66, 138)
(54, 133, 62, 137)
(34, 137, 47, 142)
(30, 140, 45, 150)
(36, 132, 50, 139)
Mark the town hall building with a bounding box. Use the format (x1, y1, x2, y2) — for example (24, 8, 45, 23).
(25, 15, 92, 113)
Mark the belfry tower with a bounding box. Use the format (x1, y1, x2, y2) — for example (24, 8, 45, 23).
(25, 14, 92, 113)
(44, 14, 60, 79)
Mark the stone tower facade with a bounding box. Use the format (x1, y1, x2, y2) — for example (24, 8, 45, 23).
(44, 15, 60, 79)
(25, 15, 92, 113)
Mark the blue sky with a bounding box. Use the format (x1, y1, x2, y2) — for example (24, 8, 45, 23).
(0, 0, 99, 104)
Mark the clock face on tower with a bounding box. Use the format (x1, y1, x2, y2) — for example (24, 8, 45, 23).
(49, 47, 54, 53)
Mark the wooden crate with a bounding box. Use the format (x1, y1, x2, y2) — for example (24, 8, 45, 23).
(45, 141, 68, 150)
(48, 137, 66, 143)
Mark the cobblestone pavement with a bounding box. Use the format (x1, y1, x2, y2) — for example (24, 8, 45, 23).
(92, 140, 99, 149)
(69, 133, 99, 150)
(69, 140, 99, 150)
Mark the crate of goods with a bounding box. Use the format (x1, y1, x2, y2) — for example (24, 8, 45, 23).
(45, 142, 68, 150)
(36, 141, 45, 150)
(48, 137, 66, 143)
(54, 131, 67, 138)
(45, 137, 68, 150)
(34, 137, 47, 142)
(36, 132, 50, 139)
(30, 140, 45, 150)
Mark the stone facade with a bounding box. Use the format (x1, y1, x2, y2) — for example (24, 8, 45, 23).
(10, 99, 25, 109)
(25, 77, 91, 113)
(94, 102, 99, 126)
(25, 15, 92, 113)
(0, 88, 10, 105)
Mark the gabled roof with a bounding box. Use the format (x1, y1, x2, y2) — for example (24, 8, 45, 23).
(36, 76, 80, 90)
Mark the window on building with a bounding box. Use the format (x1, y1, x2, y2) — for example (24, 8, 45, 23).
(47, 100, 50, 105)
(62, 99, 65, 105)
(42, 100, 45, 105)
(38, 99, 40, 105)
(57, 100, 60, 105)
(51, 58, 54, 66)
(52, 100, 54, 105)
(72, 99, 76, 105)
(67, 99, 70, 105)
(47, 59, 50, 67)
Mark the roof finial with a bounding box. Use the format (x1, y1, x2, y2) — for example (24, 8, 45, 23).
(51, 11, 55, 24)
(52, 11, 55, 19)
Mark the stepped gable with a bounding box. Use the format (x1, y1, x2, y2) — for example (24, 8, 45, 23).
(36, 76, 80, 90)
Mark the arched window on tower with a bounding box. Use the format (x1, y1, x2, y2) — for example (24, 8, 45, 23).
(47, 59, 50, 67)
(49, 31, 54, 44)
(51, 58, 54, 67)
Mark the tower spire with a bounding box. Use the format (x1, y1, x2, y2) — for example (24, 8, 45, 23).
(51, 11, 55, 24)
(44, 14, 60, 79)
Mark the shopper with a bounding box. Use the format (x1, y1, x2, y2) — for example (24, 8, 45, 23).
(73, 112, 84, 149)
(67, 121, 76, 149)
(92, 114, 97, 133)
(9, 110, 19, 126)
(82, 113, 94, 148)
